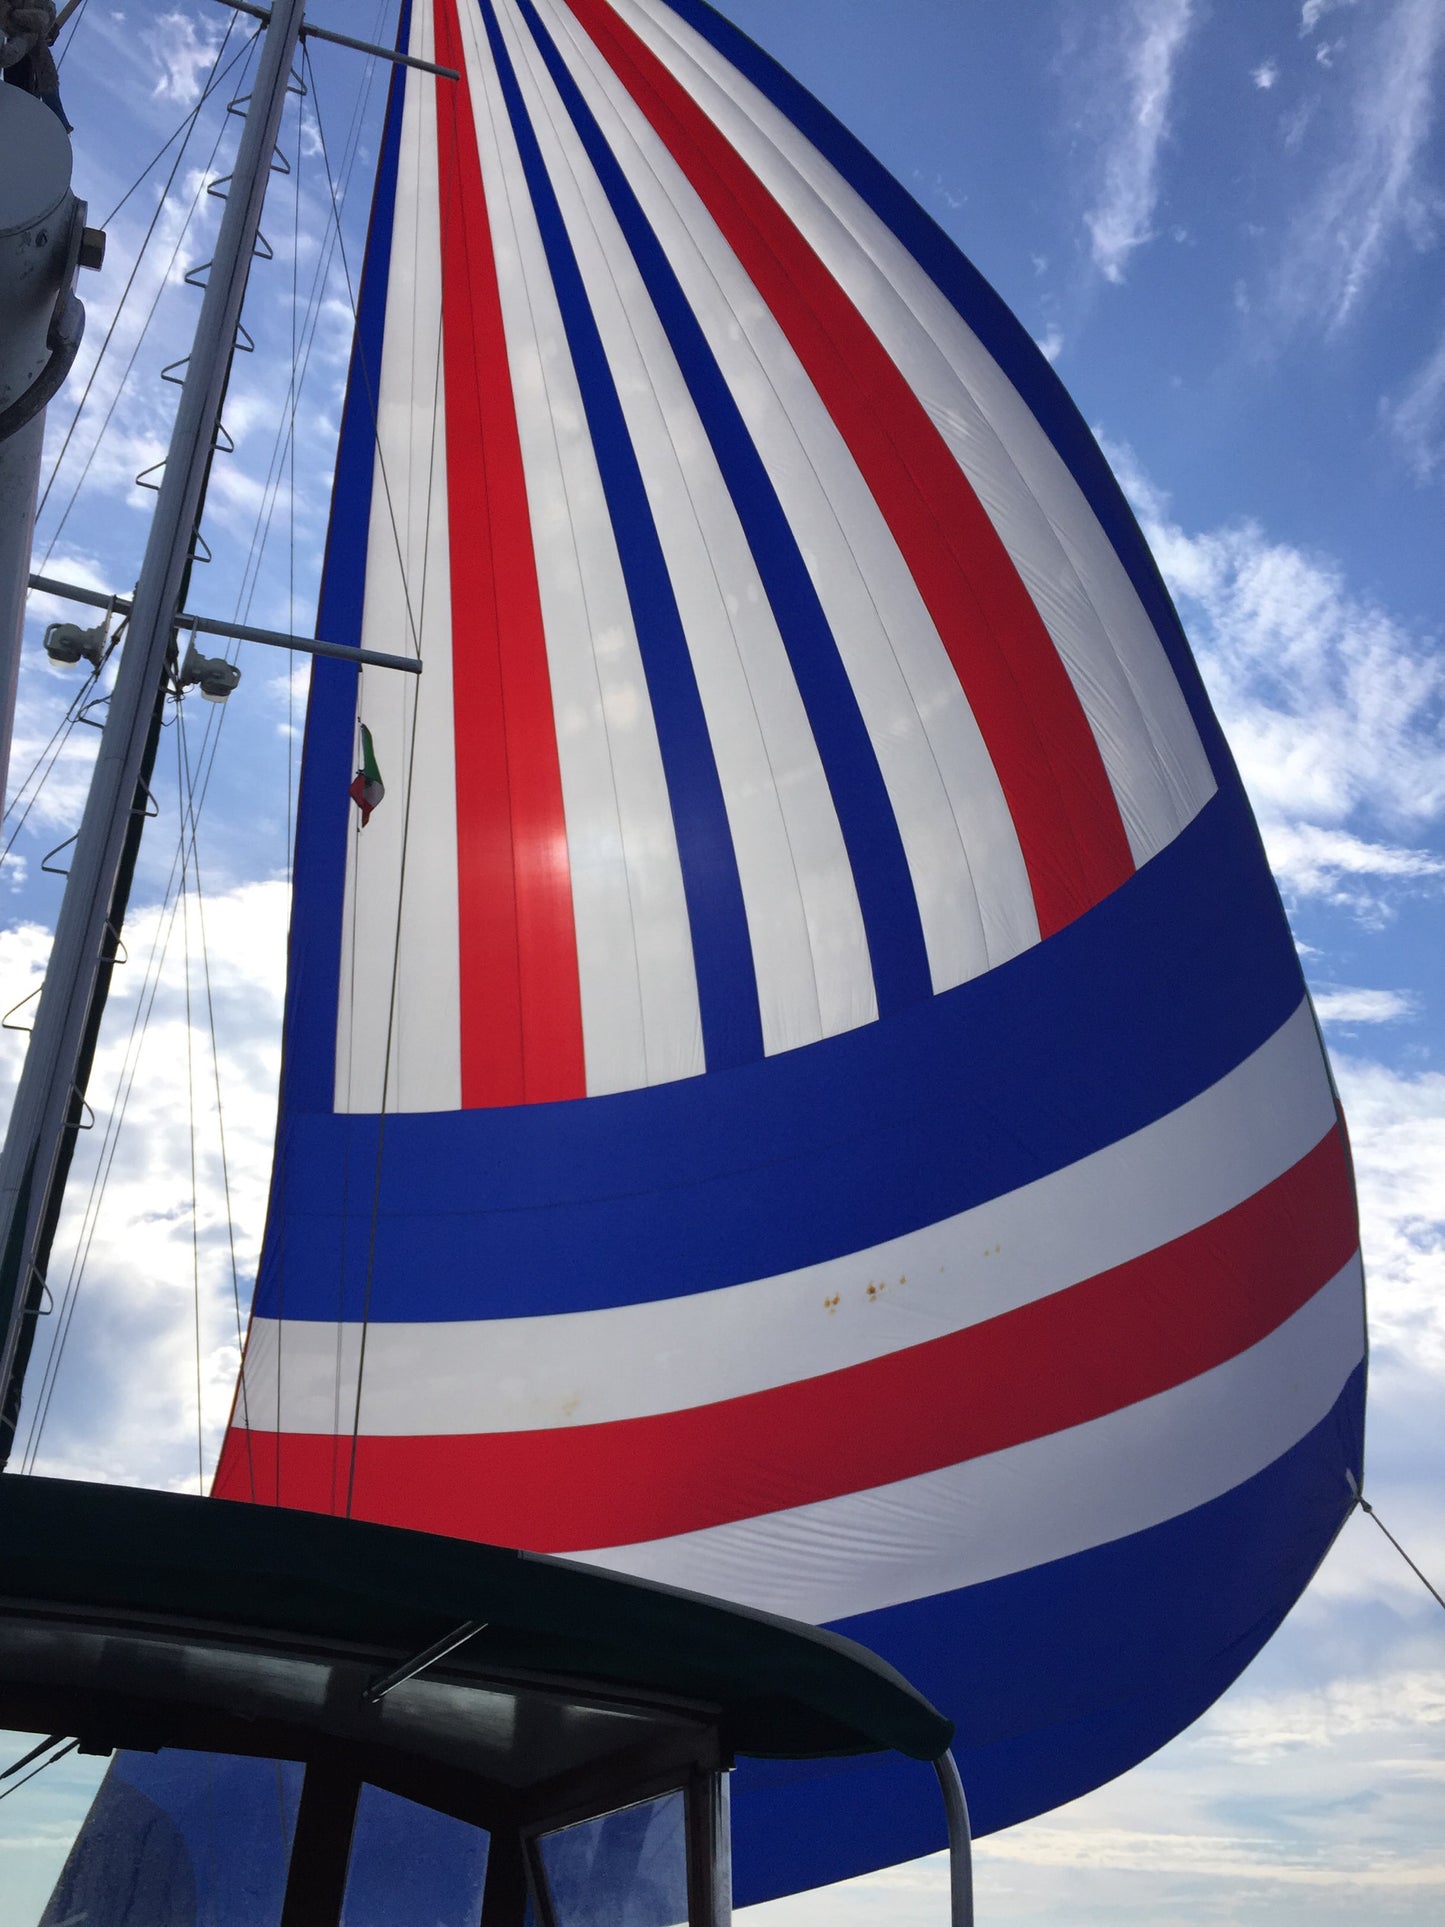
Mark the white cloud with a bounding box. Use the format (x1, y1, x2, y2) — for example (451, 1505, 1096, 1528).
(1200, 1666, 1445, 1763)
(1312, 985, 1419, 1024)
(1106, 437, 1445, 916)
(1083, 0, 1196, 283)
(0, 879, 289, 1490)
(1253, 60, 1279, 90)
(1332, 1054, 1445, 1368)
(144, 8, 226, 107)
(1035, 326, 1065, 363)
(1275, 0, 1445, 332)
(1383, 330, 1445, 482)
(1262, 825, 1445, 915)
(742, 1646, 1445, 1917)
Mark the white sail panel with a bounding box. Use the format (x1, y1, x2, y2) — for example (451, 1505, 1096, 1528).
(534, 0, 1041, 988)
(618, 0, 1218, 866)
(459, 0, 705, 1093)
(242, 996, 1337, 1436)
(336, 0, 460, 1116)
(569, 1259, 1364, 1621)
(498, 0, 876, 1055)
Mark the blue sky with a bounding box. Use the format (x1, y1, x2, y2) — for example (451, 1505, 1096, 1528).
(1, 1, 1442, 1920)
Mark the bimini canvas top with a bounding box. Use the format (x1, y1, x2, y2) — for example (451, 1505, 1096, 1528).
(0, 1475, 954, 1767)
(211, 0, 1364, 1904)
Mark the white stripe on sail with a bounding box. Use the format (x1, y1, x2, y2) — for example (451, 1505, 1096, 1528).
(564, 1258, 1364, 1623)
(499, 0, 875, 1056)
(618, 0, 1218, 868)
(252, 999, 1336, 1434)
(537, 0, 1039, 987)
(457, 0, 702, 1093)
(336, 2, 460, 1116)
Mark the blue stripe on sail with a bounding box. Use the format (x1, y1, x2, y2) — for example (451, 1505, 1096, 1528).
(281, 12, 410, 1122)
(252, 780, 1307, 1324)
(480, 0, 763, 1074)
(660, 0, 1236, 790)
(728, 1361, 1365, 1903)
(514, 0, 933, 1017)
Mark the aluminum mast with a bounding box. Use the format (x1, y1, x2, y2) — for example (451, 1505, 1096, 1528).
(0, 0, 309, 1459)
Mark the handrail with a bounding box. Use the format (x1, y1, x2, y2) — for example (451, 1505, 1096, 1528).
(935, 1749, 975, 1926)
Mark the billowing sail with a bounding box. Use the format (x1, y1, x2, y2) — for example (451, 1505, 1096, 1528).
(213, 0, 1364, 1901)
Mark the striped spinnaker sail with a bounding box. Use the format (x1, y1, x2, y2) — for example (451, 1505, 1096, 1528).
(215, 0, 1364, 1900)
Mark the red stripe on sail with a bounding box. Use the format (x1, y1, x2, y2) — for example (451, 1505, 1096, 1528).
(215, 1127, 1357, 1550)
(556, 0, 1134, 936)
(434, 0, 585, 1104)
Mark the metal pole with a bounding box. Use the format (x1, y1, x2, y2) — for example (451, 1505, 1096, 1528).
(0, 85, 88, 809)
(934, 1750, 975, 1927)
(361, 1619, 487, 1703)
(27, 574, 422, 675)
(0, 414, 45, 804)
(684, 1769, 731, 1927)
(0, 0, 308, 1446)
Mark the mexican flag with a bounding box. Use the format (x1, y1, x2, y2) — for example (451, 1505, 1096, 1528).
(349, 725, 384, 827)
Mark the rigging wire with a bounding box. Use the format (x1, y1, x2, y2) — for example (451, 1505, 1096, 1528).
(11, 30, 280, 1462)
(328, 7, 409, 1510)
(344, 628, 426, 1522)
(190, 17, 395, 1507)
(18, 680, 228, 1476)
(177, 707, 205, 1494)
(1349, 1476, 1445, 1616)
(226, 15, 389, 641)
(138, 45, 385, 844)
(238, 6, 437, 1512)
(13, 23, 394, 1484)
(19, 683, 206, 1476)
(176, 697, 257, 1501)
(0, 1740, 79, 1805)
(99, 28, 254, 232)
(286, 52, 303, 880)
(1, 1732, 66, 1779)
(302, 37, 424, 661)
(51, 0, 87, 69)
(0, 649, 107, 840)
(34, 19, 254, 541)
(337, 16, 452, 1517)
(16, 731, 198, 1474)
(101, 101, 232, 235)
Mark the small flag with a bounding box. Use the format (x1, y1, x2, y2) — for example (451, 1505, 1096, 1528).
(349, 725, 384, 826)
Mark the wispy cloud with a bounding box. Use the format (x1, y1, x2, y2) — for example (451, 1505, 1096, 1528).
(1263, 824, 1445, 911)
(1333, 1055, 1445, 1369)
(743, 1653, 1445, 1919)
(1106, 438, 1445, 917)
(1035, 326, 1065, 363)
(144, 7, 227, 107)
(1275, 0, 1445, 333)
(1312, 984, 1419, 1023)
(0, 879, 289, 1491)
(1383, 329, 1445, 481)
(1083, 0, 1196, 283)
(1253, 60, 1279, 91)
